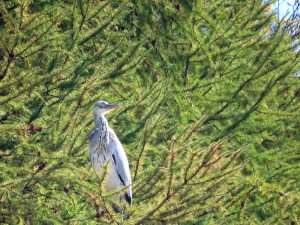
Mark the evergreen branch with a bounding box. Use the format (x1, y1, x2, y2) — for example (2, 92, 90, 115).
(0, 1, 17, 28)
(182, 43, 191, 86)
(20, 8, 53, 31)
(0, 65, 73, 105)
(116, 79, 164, 118)
(134, 141, 177, 224)
(15, 23, 56, 57)
(85, 1, 111, 21)
(133, 112, 165, 181)
(105, 39, 147, 79)
(78, 0, 129, 45)
(0, 52, 13, 81)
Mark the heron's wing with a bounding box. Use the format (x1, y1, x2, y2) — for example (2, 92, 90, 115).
(89, 128, 99, 157)
(108, 128, 132, 204)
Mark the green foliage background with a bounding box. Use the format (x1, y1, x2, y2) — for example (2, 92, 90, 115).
(1, 0, 299, 224)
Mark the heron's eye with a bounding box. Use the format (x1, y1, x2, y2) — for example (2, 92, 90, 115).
(96, 101, 107, 108)
(97, 103, 106, 108)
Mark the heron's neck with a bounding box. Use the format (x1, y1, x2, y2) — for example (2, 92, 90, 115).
(94, 116, 109, 144)
(94, 115, 108, 127)
(94, 109, 104, 123)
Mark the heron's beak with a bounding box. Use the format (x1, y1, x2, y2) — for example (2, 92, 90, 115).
(106, 104, 120, 109)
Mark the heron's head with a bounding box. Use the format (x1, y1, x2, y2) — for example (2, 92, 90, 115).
(93, 101, 120, 119)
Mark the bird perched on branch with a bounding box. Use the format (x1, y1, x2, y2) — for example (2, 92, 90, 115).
(89, 101, 132, 206)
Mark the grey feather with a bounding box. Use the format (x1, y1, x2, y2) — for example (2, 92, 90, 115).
(108, 128, 131, 186)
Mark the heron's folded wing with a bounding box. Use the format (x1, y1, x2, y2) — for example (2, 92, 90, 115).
(108, 129, 132, 187)
(109, 132, 132, 204)
(89, 129, 99, 154)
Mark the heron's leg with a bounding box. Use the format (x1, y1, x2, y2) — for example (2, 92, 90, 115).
(111, 196, 131, 220)
(112, 202, 122, 213)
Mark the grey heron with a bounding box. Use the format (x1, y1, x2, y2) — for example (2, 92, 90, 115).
(89, 101, 132, 205)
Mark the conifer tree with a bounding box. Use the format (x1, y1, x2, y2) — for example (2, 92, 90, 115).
(1, 0, 299, 224)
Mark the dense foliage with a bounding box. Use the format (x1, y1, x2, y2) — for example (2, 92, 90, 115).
(1, 0, 299, 224)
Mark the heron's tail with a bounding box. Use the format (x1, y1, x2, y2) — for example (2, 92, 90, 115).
(124, 191, 132, 205)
